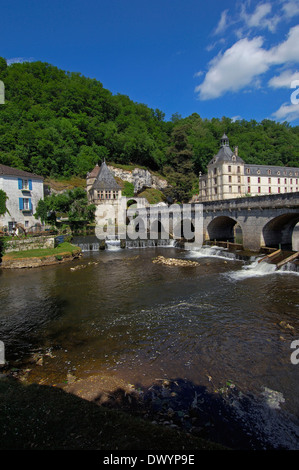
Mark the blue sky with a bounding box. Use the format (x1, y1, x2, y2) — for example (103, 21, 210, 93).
(1, 0, 299, 124)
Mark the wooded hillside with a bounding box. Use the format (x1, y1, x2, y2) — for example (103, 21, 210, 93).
(0, 57, 299, 201)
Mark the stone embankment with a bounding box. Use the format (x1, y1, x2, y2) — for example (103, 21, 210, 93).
(5, 236, 55, 253)
(1, 249, 81, 269)
(0, 241, 81, 269)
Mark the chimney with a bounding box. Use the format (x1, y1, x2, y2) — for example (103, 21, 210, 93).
(234, 146, 238, 156)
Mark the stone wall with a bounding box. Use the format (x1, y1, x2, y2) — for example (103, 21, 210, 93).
(5, 236, 55, 253)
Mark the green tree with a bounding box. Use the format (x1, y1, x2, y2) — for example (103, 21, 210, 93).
(0, 57, 7, 74)
(35, 188, 95, 225)
(0, 189, 9, 216)
(163, 125, 195, 203)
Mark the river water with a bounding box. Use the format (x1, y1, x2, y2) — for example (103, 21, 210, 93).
(0, 243, 299, 449)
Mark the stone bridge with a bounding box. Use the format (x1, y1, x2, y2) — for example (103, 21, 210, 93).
(201, 192, 299, 251)
(130, 192, 299, 252)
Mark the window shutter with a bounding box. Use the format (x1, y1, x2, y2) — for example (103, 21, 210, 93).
(29, 198, 32, 211)
(19, 198, 23, 210)
(18, 178, 22, 190)
(29, 179, 32, 190)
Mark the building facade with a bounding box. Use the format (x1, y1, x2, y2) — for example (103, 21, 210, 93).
(198, 134, 299, 202)
(0, 164, 44, 232)
(87, 161, 122, 205)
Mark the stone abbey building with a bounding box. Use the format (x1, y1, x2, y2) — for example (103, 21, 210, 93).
(198, 134, 299, 202)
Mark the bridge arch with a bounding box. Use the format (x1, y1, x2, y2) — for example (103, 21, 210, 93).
(149, 220, 169, 239)
(207, 216, 243, 244)
(173, 218, 195, 241)
(127, 198, 138, 209)
(262, 214, 299, 250)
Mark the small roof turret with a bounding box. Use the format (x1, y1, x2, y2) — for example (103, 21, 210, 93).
(220, 133, 229, 147)
(209, 134, 244, 165)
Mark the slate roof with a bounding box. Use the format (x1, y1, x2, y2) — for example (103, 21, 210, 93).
(245, 164, 299, 177)
(209, 134, 244, 165)
(0, 164, 43, 179)
(91, 161, 121, 190)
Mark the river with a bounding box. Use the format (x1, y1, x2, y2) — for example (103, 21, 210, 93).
(0, 243, 299, 449)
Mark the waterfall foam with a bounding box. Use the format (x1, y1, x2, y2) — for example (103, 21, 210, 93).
(186, 245, 238, 261)
(105, 239, 121, 251)
(226, 258, 299, 280)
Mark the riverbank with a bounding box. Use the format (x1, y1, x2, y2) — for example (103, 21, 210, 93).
(0, 374, 225, 451)
(0, 242, 81, 268)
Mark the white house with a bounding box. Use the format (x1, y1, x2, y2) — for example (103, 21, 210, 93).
(0, 164, 44, 232)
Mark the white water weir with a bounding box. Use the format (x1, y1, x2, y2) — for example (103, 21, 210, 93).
(72, 235, 299, 274)
(185, 244, 299, 276)
(72, 235, 176, 252)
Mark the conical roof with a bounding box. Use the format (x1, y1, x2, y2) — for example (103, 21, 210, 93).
(91, 161, 121, 190)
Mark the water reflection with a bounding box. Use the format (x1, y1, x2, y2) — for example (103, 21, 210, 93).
(0, 246, 299, 448)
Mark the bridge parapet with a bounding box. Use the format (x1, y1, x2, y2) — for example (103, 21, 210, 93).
(200, 192, 299, 212)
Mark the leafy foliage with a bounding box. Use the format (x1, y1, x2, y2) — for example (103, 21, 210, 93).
(163, 125, 195, 203)
(35, 187, 95, 225)
(0, 189, 9, 216)
(121, 181, 135, 198)
(0, 58, 299, 203)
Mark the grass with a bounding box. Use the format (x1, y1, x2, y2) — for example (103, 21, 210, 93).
(138, 188, 166, 204)
(3, 242, 80, 259)
(45, 176, 86, 191)
(0, 377, 225, 450)
(109, 162, 149, 172)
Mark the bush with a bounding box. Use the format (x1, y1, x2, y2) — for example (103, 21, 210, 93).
(122, 181, 135, 198)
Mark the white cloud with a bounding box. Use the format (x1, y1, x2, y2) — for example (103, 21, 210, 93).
(196, 25, 299, 100)
(242, 3, 272, 27)
(272, 101, 299, 121)
(282, 0, 299, 19)
(269, 25, 299, 63)
(6, 57, 34, 65)
(193, 70, 204, 78)
(195, 36, 270, 100)
(214, 10, 229, 35)
(231, 115, 242, 122)
(240, 2, 281, 33)
(268, 69, 299, 88)
(206, 38, 226, 52)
